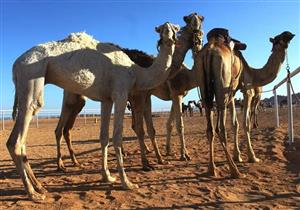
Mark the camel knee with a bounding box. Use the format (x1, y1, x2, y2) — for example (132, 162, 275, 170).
(135, 126, 145, 139)
(55, 127, 63, 142)
(176, 123, 184, 134)
(166, 119, 174, 132)
(206, 128, 215, 142)
(6, 139, 21, 157)
(113, 138, 123, 150)
(232, 122, 239, 133)
(63, 128, 71, 140)
(32, 92, 44, 116)
(215, 126, 220, 136)
(243, 120, 250, 131)
(147, 127, 156, 139)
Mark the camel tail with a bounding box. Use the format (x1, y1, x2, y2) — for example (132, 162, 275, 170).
(203, 51, 215, 108)
(12, 66, 18, 121)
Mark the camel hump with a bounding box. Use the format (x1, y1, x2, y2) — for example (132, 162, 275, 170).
(16, 32, 100, 65)
(207, 28, 247, 51)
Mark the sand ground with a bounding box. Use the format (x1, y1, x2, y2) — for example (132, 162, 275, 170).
(1, 108, 300, 209)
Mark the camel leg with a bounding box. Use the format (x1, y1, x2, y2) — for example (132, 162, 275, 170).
(112, 97, 138, 189)
(174, 95, 190, 161)
(216, 108, 241, 178)
(55, 94, 85, 171)
(166, 104, 175, 156)
(130, 103, 150, 154)
(55, 113, 68, 171)
(131, 95, 154, 171)
(55, 104, 73, 171)
(253, 100, 259, 129)
(205, 107, 217, 176)
(143, 96, 164, 164)
(229, 100, 243, 162)
(7, 79, 46, 201)
(100, 101, 116, 183)
(64, 97, 85, 167)
(243, 91, 260, 163)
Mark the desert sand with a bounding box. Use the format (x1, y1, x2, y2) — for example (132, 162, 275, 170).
(1, 108, 300, 209)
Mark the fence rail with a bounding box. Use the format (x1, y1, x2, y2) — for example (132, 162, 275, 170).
(1, 107, 172, 130)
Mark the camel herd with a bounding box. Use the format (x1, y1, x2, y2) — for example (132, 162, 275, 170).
(6, 12, 295, 201)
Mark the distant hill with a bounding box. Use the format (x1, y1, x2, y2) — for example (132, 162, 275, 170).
(262, 93, 300, 106)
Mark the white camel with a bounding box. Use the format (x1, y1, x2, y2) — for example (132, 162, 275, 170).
(7, 22, 179, 201)
(54, 13, 204, 171)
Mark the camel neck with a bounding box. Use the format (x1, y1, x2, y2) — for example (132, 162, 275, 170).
(168, 65, 198, 95)
(242, 48, 286, 88)
(168, 28, 193, 79)
(134, 42, 175, 91)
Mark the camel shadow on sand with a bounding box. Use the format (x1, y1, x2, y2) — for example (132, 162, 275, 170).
(134, 192, 299, 209)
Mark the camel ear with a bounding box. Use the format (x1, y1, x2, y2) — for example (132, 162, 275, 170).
(199, 15, 205, 22)
(183, 15, 190, 23)
(269, 38, 274, 43)
(173, 24, 180, 32)
(155, 26, 162, 33)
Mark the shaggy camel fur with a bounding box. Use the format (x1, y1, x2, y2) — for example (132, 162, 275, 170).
(7, 22, 180, 201)
(55, 13, 204, 171)
(233, 32, 294, 163)
(194, 30, 294, 177)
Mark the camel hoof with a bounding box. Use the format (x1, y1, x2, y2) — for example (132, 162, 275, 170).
(166, 152, 172, 157)
(102, 175, 116, 183)
(123, 182, 139, 190)
(162, 160, 170, 165)
(30, 191, 46, 202)
(248, 157, 260, 163)
(208, 165, 217, 177)
(166, 148, 172, 156)
(74, 162, 84, 169)
(142, 164, 155, 171)
(157, 157, 165, 164)
(57, 165, 67, 172)
(145, 147, 151, 154)
(180, 154, 191, 161)
(158, 158, 169, 165)
(230, 171, 245, 179)
(36, 186, 48, 194)
(158, 160, 164, 164)
(73, 160, 81, 167)
(233, 156, 243, 163)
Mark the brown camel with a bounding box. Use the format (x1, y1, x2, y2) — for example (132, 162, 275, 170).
(55, 13, 204, 171)
(232, 32, 295, 163)
(7, 22, 180, 201)
(194, 28, 294, 176)
(196, 29, 294, 166)
(194, 28, 244, 177)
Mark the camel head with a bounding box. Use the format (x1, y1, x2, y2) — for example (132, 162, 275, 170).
(270, 31, 295, 51)
(183, 12, 205, 53)
(155, 22, 180, 51)
(183, 12, 204, 32)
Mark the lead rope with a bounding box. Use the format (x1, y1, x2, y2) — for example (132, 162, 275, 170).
(286, 52, 300, 104)
(227, 48, 237, 102)
(193, 31, 204, 102)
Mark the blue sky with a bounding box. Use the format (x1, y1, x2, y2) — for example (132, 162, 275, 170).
(1, 0, 299, 111)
